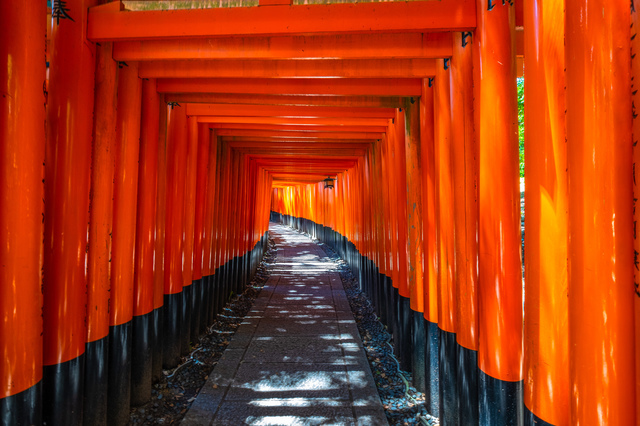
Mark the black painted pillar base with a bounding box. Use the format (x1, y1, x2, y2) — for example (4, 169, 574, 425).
(221, 264, 229, 312)
(190, 278, 202, 344)
(208, 274, 215, 324)
(479, 370, 523, 426)
(377, 270, 387, 325)
(375, 267, 383, 321)
(226, 259, 233, 297)
(208, 274, 216, 326)
(385, 277, 394, 335)
(43, 354, 85, 425)
(180, 284, 193, 355)
(151, 307, 164, 383)
(439, 329, 459, 425)
(232, 257, 240, 295)
(238, 254, 245, 292)
(524, 407, 554, 426)
(131, 312, 152, 407)
(83, 336, 108, 425)
(368, 260, 375, 305)
(411, 311, 426, 393)
(237, 255, 244, 294)
(226, 259, 234, 301)
(107, 321, 132, 426)
(221, 262, 230, 306)
(358, 254, 365, 293)
(424, 319, 440, 416)
(199, 276, 208, 334)
(391, 287, 400, 347)
(371, 262, 376, 306)
(242, 252, 250, 289)
(457, 345, 479, 426)
(213, 271, 221, 320)
(398, 296, 413, 372)
(218, 265, 226, 314)
(162, 292, 182, 369)
(1, 381, 42, 426)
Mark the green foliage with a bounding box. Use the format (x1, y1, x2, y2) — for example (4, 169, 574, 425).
(517, 77, 525, 178)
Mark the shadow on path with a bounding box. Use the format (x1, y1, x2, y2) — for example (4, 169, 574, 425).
(182, 223, 388, 425)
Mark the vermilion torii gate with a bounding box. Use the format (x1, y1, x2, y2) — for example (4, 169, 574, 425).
(0, 0, 637, 425)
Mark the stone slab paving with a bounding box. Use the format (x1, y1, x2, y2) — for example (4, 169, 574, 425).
(183, 224, 388, 426)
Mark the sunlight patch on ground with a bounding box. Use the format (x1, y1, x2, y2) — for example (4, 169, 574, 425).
(239, 371, 344, 392)
(249, 398, 344, 407)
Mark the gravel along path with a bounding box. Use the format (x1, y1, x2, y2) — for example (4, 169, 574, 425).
(129, 224, 438, 426)
(313, 236, 439, 426)
(128, 238, 278, 425)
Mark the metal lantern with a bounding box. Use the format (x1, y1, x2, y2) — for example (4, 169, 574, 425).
(323, 176, 335, 190)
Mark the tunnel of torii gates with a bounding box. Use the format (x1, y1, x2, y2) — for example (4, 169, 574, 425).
(1, 0, 640, 425)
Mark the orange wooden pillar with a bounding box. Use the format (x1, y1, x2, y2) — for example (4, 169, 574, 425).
(474, 0, 524, 422)
(180, 116, 198, 354)
(230, 148, 240, 295)
(404, 96, 426, 391)
(246, 161, 256, 277)
(84, 36, 118, 426)
(633, 3, 640, 420)
(384, 129, 401, 342)
(367, 149, 379, 317)
(233, 151, 245, 294)
(244, 156, 254, 284)
(420, 77, 440, 415)
(163, 104, 188, 369)
(224, 147, 237, 299)
(523, 1, 568, 424)
(194, 124, 212, 334)
(217, 142, 228, 308)
(380, 134, 396, 333)
(237, 154, 249, 290)
(434, 57, 458, 425)
(249, 158, 258, 277)
(201, 131, 214, 328)
(372, 139, 389, 327)
(205, 133, 219, 322)
(219, 143, 233, 307)
(236, 151, 246, 291)
(367, 149, 378, 317)
(43, 1, 97, 423)
(256, 164, 266, 273)
(213, 139, 228, 315)
(361, 150, 374, 312)
(108, 61, 142, 426)
(245, 156, 255, 285)
(0, 2, 46, 423)
(131, 78, 160, 407)
(393, 108, 412, 371)
(261, 168, 270, 258)
(210, 136, 222, 317)
(249, 160, 262, 278)
(450, 32, 479, 426)
(152, 95, 168, 382)
(566, 0, 636, 423)
(239, 153, 250, 290)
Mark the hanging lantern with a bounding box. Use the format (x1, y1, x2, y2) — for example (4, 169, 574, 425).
(323, 176, 335, 190)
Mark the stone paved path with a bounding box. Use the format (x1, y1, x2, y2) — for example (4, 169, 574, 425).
(182, 223, 388, 425)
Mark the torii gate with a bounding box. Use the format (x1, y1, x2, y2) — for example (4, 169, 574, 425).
(1, 0, 638, 425)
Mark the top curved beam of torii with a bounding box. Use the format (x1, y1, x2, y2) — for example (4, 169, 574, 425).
(87, 0, 476, 42)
